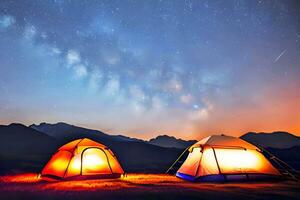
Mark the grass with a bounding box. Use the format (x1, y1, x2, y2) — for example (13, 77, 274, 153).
(0, 173, 299, 200)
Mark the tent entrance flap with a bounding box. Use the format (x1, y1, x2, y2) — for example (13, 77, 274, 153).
(81, 147, 112, 175)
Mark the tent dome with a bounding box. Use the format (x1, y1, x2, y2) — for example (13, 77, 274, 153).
(41, 138, 124, 180)
(191, 135, 258, 150)
(176, 135, 280, 182)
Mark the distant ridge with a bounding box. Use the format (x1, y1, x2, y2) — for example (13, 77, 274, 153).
(241, 131, 300, 149)
(30, 122, 108, 140)
(149, 135, 196, 149)
(30, 122, 144, 143)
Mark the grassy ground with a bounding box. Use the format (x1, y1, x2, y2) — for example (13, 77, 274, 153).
(0, 173, 300, 200)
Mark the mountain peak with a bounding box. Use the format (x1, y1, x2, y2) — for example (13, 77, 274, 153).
(8, 123, 27, 128)
(153, 135, 177, 140)
(149, 134, 196, 149)
(30, 122, 72, 127)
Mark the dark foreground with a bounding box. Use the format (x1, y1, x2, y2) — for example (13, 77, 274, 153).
(0, 173, 299, 200)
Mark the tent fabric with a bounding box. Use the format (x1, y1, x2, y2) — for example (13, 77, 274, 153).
(177, 135, 280, 181)
(190, 135, 258, 150)
(177, 147, 202, 176)
(41, 138, 124, 180)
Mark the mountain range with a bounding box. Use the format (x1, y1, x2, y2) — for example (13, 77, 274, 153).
(28, 122, 300, 149)
(1, 122, 300, 174)
(241, 131, 300, 149)
(30, 122, 144, 143)
(1, 123, 183, 174)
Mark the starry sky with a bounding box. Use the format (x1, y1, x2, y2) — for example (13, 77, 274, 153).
(0, 0, 300, 140)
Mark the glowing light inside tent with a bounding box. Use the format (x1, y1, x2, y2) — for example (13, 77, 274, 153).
(71, 156, 81, 170)
(178, 147, 202, 176)
(82, 148, 111, 175)
(52, 158, 69, 169)
(66, 155, 81, 177)
(84, 154, 105, 168)
(42, 150, 72, 177)
(198, 148, 219, 176)
(215, 149, 263, 173)
(41, 138, 124, 180)
(176, 136, 280, 181)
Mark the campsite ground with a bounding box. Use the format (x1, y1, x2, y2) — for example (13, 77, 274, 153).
(0, 173, 299, 200)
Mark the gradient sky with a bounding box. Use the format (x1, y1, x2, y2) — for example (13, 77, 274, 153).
(0, 0, 300, 140)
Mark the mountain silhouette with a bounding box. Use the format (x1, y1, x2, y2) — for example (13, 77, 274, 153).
(29, 122, 182, 173)
(149, 135, 196, 149)
(0, 123, 59, 173)
(241, 131, 300, 149)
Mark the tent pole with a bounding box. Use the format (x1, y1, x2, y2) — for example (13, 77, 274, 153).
(212, 147, 221, 174)
(62, 152, 74, 178)
(212, 147, 226, 181)
(165, 146, 190, 174)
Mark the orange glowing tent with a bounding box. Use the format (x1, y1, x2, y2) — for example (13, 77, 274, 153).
(176, 135, 280, 181)
(41, 138, 124, 180)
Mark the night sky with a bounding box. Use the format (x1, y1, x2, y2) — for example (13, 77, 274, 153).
(0, 0, 300, 139)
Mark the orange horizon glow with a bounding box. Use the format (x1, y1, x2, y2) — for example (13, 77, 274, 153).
(0, 119, 299, 141)
(1, 80, 299, 141)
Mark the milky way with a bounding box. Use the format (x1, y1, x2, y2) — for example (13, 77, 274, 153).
(0, 0, 300, 139)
